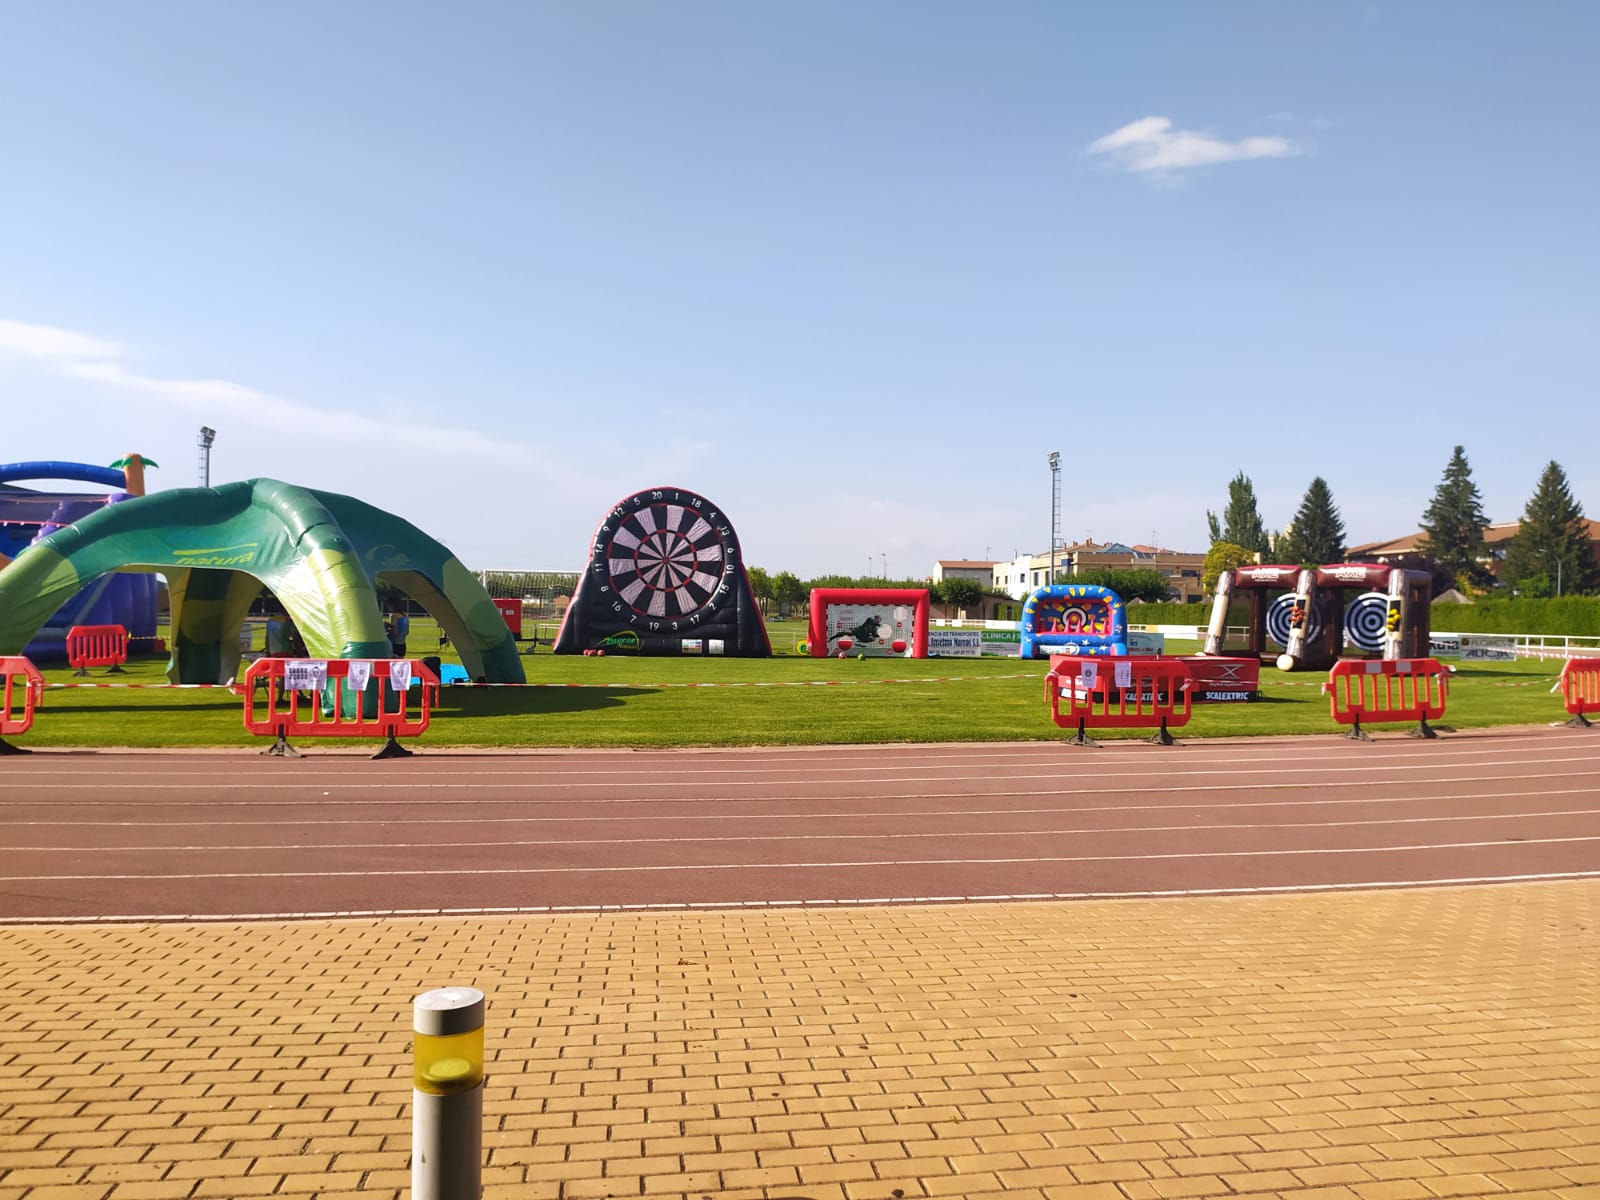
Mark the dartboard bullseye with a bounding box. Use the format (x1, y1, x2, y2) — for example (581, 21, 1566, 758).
(554, 485, 772, 657)
(1265, 593, 1322, 648)
(1343, 591, 1390, 654)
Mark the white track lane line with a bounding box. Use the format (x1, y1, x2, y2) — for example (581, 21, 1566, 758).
(16, 806, 1600, 853)
(8, 871, 1600, 925)
(5, 834, 1599, 882)
(9, 783, 1591, 828)
(7, 739, 1599, 783)
(2, 769, 1593, 810)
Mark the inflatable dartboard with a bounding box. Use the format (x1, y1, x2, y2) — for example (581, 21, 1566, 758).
(553, 485, 772, 656)
(1343, 591, 1389, 654)
(1265, 593, 1323, 648)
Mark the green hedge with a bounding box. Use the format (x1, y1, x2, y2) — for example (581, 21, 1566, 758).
(1124, 601, 1214, 625)
(1432, 597, 1600, 636)
(1124, 596, 1600, 635)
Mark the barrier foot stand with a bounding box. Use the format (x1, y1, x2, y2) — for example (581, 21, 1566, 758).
(261, 730, 301, 758)
(106, 665, 127, 675)
(1408, 719, 1438, 740)
(373, 732, 414, 760)
(0, 737, 31, 756)
(1344, 717, 1373, 743)
(1147, 719, 1179, 747)
(1066, 718, 1099, 748)
(72, 667, 88, 678)
(1566, 713, 1595, 729)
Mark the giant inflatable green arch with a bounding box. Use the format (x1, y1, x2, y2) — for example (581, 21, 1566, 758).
(0, 478, 524, 685)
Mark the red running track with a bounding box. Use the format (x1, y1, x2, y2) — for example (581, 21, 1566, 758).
(1, 727, 1599, 923)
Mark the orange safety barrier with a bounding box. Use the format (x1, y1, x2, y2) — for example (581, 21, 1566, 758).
(66, 624, 130, 676)
(241, 657, 441, 759)
(1045, 655, 1194, 746)
(1323, 657, 1449, 740)
(1, 656, 46, 756)
(1559, 657, 1600, 729)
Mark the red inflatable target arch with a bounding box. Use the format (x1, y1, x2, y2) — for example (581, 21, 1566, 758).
(807, 589, 930, 658)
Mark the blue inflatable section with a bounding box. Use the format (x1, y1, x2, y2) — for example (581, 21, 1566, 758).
(0, 461, 129, 490)
(0, 460, 161, 661)
(1019, 583, 1129, 660)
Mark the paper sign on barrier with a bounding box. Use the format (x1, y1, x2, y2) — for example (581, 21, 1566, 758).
(285, 659, 328, 690)
(347, 660, 372, 693)
(1114, 660, 1133, 689)
(390, 660, 413, 693)
(1080, 662, 1098, 689)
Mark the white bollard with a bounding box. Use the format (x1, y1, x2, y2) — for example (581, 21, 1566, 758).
(412, 986, 485, 1200)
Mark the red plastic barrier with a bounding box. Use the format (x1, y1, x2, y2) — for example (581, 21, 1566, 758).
(1045, 655, 1193, 746)
(492, 597, 523, 638)
(66, 624, 129, 675)
(0, 656, 46, 754)
(241, 657, 441, 759)
(1324, 657, 1448, 740)
(1560, 657, 1600, 728)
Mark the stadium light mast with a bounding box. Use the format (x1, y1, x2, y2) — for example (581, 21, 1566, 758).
(198, 426, 217, 487)
(1047, 451, 1061, 585)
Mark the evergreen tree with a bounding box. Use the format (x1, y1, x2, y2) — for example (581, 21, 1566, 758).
(1277, 477, 1346, 565)
(1416, 446, 1490, 588)
(1500, 461, 1599, 596)
(1206, 511, 1221, 544)
(1207, 472, 1270, 555)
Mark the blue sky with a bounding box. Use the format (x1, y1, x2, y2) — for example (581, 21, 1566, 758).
(2, 1, 1596, 578)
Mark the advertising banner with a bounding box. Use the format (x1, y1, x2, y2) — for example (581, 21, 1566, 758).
(1430, 633, 1516, 661)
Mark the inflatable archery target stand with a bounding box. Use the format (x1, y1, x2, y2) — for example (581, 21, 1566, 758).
(1201, 562, 1432, 671)
(1019, 583, 1128, 660)
(553, 485, 772, 656)
(807, 588, 930, 658)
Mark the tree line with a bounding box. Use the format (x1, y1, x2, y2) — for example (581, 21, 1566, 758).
(743, 566, 1181, 617)
(1203, 451, 1598, 597)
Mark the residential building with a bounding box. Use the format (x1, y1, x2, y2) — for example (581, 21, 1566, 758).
(1346, 519, 1600, 577)
(991, 540, 1206, 602)
(932, 559, 999, 585)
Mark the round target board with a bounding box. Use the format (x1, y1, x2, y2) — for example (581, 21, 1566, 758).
(597, 489, 736, 622)
(1343, 591, 1390, 654)
(1265, 592, 1322, 648)
(554, 486, 772, 657)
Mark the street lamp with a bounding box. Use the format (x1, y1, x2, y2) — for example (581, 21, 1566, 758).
(1047, 451, 1061, 586)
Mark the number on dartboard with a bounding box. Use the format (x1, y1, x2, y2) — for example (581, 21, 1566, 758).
(595, 488, 736, 621)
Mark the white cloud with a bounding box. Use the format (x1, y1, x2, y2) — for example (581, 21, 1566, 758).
(0, 316, 586, 475)
(1088, 116, 1299, 176)
(0, 318, 123, 362)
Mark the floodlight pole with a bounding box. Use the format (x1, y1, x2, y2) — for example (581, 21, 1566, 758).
(1047, 451, 1061, 585)
(198, 426, 217, 487)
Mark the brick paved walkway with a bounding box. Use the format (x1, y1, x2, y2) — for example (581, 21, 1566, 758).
(2, 881, 1597, 1200)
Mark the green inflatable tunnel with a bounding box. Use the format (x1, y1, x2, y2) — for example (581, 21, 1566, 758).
(0, 478, 524, 686)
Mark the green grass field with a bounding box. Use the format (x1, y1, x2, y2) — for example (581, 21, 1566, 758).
(6, 617, 1576, 750)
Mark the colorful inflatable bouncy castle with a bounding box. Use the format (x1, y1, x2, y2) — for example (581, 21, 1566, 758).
(1019, 583, 1128, 660)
